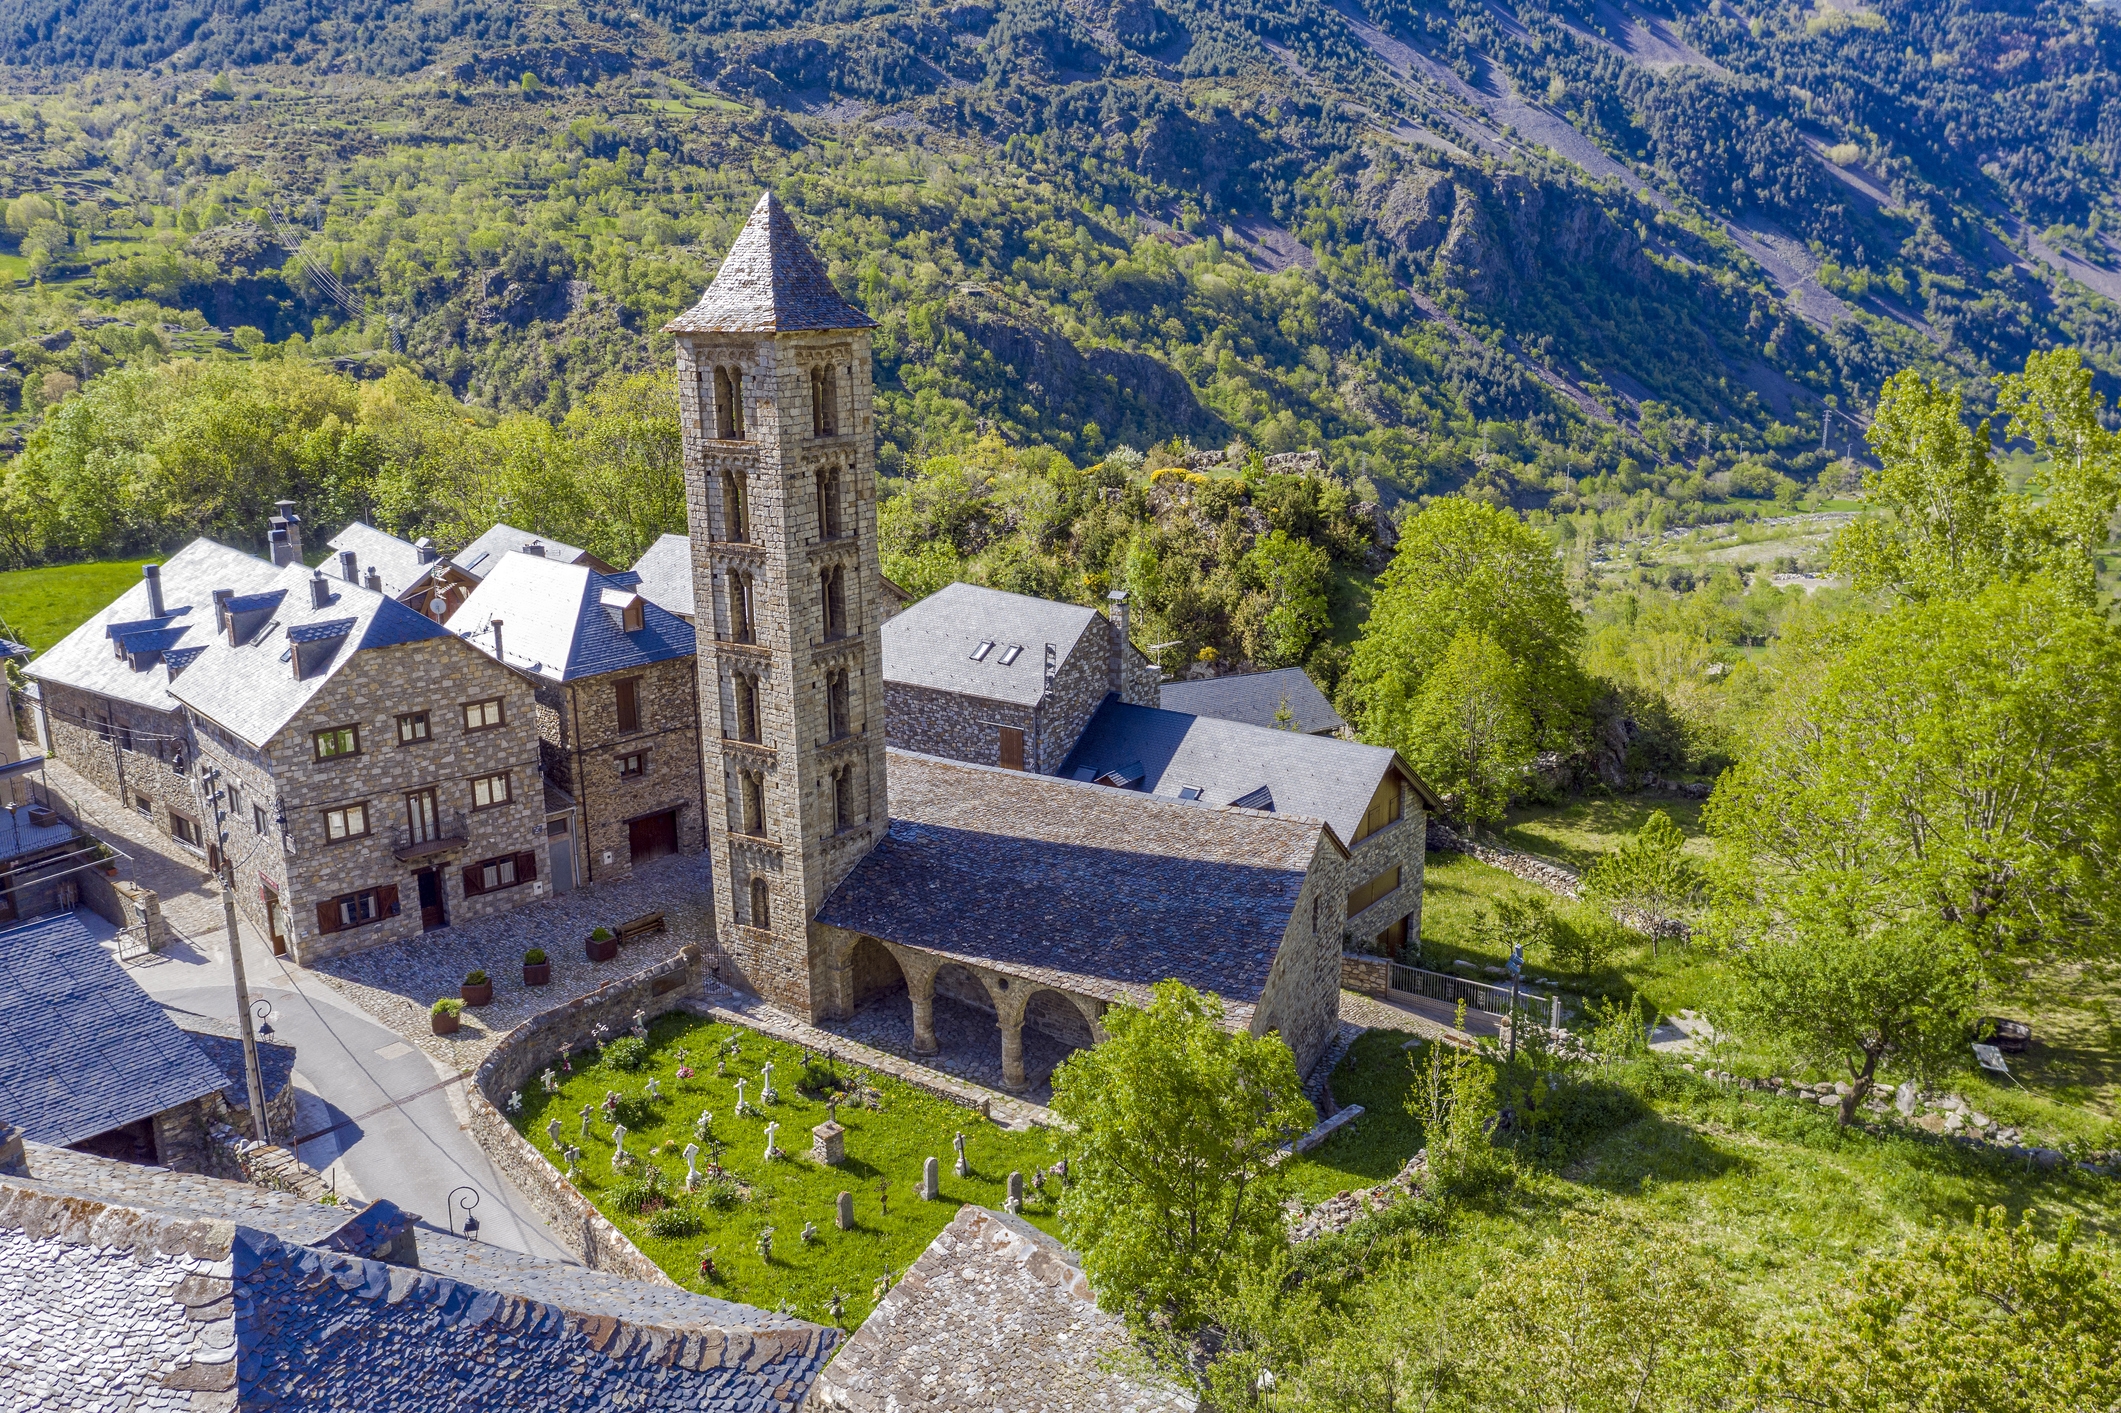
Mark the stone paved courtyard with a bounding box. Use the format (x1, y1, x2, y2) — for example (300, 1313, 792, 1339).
(312, 852, 713, 1071)
(822, 990, 1085, 1108)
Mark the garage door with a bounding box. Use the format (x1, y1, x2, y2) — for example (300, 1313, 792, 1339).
(628, 810, 679, 864)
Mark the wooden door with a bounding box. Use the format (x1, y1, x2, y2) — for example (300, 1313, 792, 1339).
(417, 868, 446, 931)
(628, 810, 679, 864)
(997, 726, 1025, 771)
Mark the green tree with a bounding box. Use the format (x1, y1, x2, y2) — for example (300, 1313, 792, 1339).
(1704, 578, 2121, 965)
(1830, 369, 2003, 601)
(1991, 347, 2121, 602)
(1755, 1208, 2121, 1412)
(1238, 528, 1330, 667)
(1582, 809, 1700, 954)
(1049, 980, 1315, 1334)
(1402, 627, 1537, 828)
(1729, 914, 1978, 1124)
(1348, 498, 1585, 761)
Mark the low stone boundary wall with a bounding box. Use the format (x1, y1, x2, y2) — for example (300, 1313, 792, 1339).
(1425, 822, 1690, 943)
(1340, 951, 1389, 997)
(468, 946, 708, 1286)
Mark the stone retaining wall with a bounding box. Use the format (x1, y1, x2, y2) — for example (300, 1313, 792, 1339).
(1425, 821, 1691, 942)
(469, 946, 709, 1286)
(1339, 951, 1389, 997)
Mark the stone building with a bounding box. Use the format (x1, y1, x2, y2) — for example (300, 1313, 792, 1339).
(169, 550, 546, 963)
(335, 519, 614, 625)
(880, 580, 1159, 774)
(450, 549, 706, 890)
(25, 542, 284, 864)
(632, 528, 912, 625)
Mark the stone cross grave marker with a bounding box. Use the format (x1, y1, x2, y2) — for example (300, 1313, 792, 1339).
(763, 1121, 781, 1160)
(578, 1104, 594, 1140)
(761, 1061, 778, 1104)
(646, 1077, 661, 1099)
(611, 1124, 629, 1170)
(953, 1130, 968, 1177)
(683, 1142, 701, 1190)
(546, 1118, 564, 1150)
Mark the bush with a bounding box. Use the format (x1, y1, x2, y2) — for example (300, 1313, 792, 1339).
(608, 1166, 670, 1213)
(645, 1201, 705, 1237)
(464, 969, 489, 986)
(432, 998, 463, 1018)
(604, 1035, 649, 1071)
(697, 1172, 743, 1211)
(591, 926, 614, 941)
(524, 948, 547, 964)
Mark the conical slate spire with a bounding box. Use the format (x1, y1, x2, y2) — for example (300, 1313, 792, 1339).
(664, 191, 877, 334)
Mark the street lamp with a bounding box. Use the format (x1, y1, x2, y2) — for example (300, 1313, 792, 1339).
(251, 997, 274, 1036)
(449, 1185, 482, 1240)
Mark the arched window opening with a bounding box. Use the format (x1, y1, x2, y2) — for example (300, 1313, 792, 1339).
(731, 572, 756, 645)
(749, 874, 771, 930)
(825, 669, 850, 740)
(821, 565, 846, 641)
(722, 469, 749, 543)
(740, 770, 765, 836)
(734, 673, 761, 743)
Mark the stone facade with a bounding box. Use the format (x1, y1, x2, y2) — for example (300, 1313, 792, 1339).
(38, 680, 211, 866)
(189, 633, 545, 965)
(882, 608, 1159, 775)
(533, 654, 706, 887)
(1249, 830, 1349, 1077)
(1335, 779, 1427, 956)
(677, 326, 890, 1022)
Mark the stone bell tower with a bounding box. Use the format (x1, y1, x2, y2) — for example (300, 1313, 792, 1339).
(665, 191, 889, 1021)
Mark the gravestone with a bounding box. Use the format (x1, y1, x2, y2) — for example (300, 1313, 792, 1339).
(611, 1124, 629, 1170)
(812, 1120, 846, 1166)
(763, 1122, 781, 1160)
(920, 1155, 939, 1201)
(683, 1142, 701, 1190)
(761, 1061, 778, 1104)
(1006, 1170, 1023, 1214)
(577, 1104, 594, 1139)
(546, 1118, 564, 1149)
(953, 1130, 968, 1178)
(836, 1190, 855, 1230)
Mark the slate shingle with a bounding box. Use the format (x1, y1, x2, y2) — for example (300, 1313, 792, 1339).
(663, 191, 877, 334)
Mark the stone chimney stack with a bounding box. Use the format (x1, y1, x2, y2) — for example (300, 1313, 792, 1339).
(1106, 589, 1129, 696)
(522, 540, 546, 558)
(414, 537, 438, 565)
(339, 549, 358, 583)
(309, 572, 331, 610)
(212, 588, 233, 632)
(142, 564, 165, 619)
(363, 566, 383, 592)
(274, 500, 303, 557)
(490, 618, 504, 663)
(268, 525, 296, 568)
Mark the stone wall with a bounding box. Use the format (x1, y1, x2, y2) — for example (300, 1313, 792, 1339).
(1249, 831, 1346, 1077)
(554, 654, 706, 886)
(1339, 950, 1389, 997)
(39, 681, 208, 862)
(469, 945, 707, 1282)
(1339, 794, 1427, 954)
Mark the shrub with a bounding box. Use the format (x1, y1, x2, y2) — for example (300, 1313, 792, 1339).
(432, 998, 463, 1018)
(524, 948, 548, 964)
(608, 1166, 670, 1213)
(697, 1172, 743, 1211)
(464, 969, 490, 986)
(591, 926, 614, 941)
(646, 1201, 705, 1237)
(604, 1035, 649, 1071)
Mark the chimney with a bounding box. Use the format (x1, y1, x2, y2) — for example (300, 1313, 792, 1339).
(212, 588, 233, 632)
(490, 618, 504, 662)
(363, 565, 383, 592)
(339, 549, 358, 583)
(310, 572, 331, 610)
(274, 500, 303, 556)
(414, 536, 438, 565)
(522, 540, 546, 558)
(142, 564, 165, 619)
(268, 525, 295, 567)
(1106, 589, 1129, 696)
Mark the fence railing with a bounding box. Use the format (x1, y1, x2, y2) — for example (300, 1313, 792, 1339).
(1389, 962, 1556, 1019)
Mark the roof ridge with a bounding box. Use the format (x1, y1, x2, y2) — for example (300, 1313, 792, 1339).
(664, 191, 878, 335)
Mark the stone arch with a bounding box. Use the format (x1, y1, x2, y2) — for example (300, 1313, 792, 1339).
(847, 934, 905, 1008)
(933, 960, 998, 1016)
(1022, 987, 1096, 1049)
(748, 874, 771, 930)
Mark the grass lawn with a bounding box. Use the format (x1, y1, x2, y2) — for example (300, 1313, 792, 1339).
(510, 1013, 1061, 1327)
(1291, 1030, 2121, 1321)
(1498, 795, 1709, 871)
(0, 557, 156, 652)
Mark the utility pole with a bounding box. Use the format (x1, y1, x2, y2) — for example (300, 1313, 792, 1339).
(202, 763, 270, 1143)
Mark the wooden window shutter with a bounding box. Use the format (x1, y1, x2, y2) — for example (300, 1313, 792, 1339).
(316, 899, 341, 935)
(616, 678, 639, 732)
(463, 864, 485, 897)
(515, 850, 538, 882)
(378, 884, 400, 917)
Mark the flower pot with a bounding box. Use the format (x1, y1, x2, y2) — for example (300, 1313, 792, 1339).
(523, 961, 551, 987)
(431, 1011, 461, 1036)
(586, 936, 619, 963)
(461, 979, 494, 1007)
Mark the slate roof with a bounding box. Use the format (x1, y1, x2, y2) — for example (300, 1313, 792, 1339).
(24, 538, 284, 712)
(664, 190, 878, 334)
(1058, 698, 1435, 845)
(811, 1205, 1195, 1413)
(0, 805, 78, 865)
(818, 751, 1328, 1007)
(1160, 666, 1346, 736)
(630, 532, 696, 620)
(162, 1008, 298, 1112)
(452, 522, 597, 580)
(451, 552, 696, 682)
(327, 521, 434, 598)
(882, 581, 1104, 708)
(0, 912, 229, 1146)
(165, 560, 453, 747)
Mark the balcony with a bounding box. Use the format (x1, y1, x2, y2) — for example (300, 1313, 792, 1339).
(393, 808, 471, 862)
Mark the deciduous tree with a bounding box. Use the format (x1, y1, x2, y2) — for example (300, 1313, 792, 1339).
(1403, 627, 1537, 828)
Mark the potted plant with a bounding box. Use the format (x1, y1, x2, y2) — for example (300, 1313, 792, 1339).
(586, 926, 618, 963)
(431, 997, 463, 1035)
(461, 969, 494, 1007)
(523, 947, 551, 986)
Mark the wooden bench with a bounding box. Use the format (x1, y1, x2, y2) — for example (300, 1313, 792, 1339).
(617, 911, 666, 944)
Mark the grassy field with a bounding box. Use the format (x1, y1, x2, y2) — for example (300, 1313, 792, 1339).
(511, 1013, 1060, 1327)
(0, 557, 155, 651)
(1498, 795, 1709, 871)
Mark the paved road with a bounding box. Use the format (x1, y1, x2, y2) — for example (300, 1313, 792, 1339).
(116, 916, 572, 1260)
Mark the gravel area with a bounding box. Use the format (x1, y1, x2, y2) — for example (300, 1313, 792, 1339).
(821, 991, 1081, 1107)
(312, 852, 714, 1072)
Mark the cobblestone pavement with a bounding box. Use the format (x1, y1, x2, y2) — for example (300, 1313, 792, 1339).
(36, 755, 223, 940)
(818, 991, 1080, 1108)
(312, 852, 713, 1074)
(690, 983, 1060, 1131)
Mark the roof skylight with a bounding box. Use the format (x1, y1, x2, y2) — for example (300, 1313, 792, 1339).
(1176, 785, 1204, 802)
(970, 641, 994, 661)
(997, 644, 1022, 666)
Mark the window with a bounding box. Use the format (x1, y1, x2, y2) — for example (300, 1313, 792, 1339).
(170, 813, 202, 848)
(814, 463, 843, 538)
(315, 884, 399, 934)
(996, 644, 1022, 666)
(1347, 864, 1403, 917)
(313, 724, 360, 761)
(619, 752, 646, 779)
(253, 804, 268, 835)
(407, 789, 439, 844)
(471, 772, 512, 809)
(969, 640, 993, 662)
(831, 765, 854, 832)
(712, 365, 746, 440)
(1351, 777, 1404, 844)
(397, 711, 431, 745)
(734, 674, 761, 743)
(1176, 785, 1205, 802)
(740, 770, 765, 835)
(810, 365, 838, 438)
(821, 564, 847, 640)
(749, 875, 771, 930)
(721, 469, 749, 543)
(225, 781, 241, 818)
(324, 803, 370, 842)
(825, 669, 850, 741)
(615, 678, 640, 733)
(133, 793, 152, 819)
(463, 698, 504, 731)
(730, 571, 756, 645)
(463, 850, 537, 896)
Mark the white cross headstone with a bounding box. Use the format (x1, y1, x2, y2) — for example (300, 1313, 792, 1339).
(632, 1008, 648, 1038)
(564, 1146, 581, 1179)
(763, 1121, 780, 1160)
(541, 1067, 560, 1094)
(506, 1090, 522, 1114)
(801, 1221, 818, 1245)
(611, 1124, 629, 1169)
(546, 1118, 564, 1149)
(734, 1078, 749, 1114)
(646, 1077, 662, 1099)
(760, 1061, 778, 1104)
(683, 1141, 701, 1190)
(578, 1104, 594, 1139)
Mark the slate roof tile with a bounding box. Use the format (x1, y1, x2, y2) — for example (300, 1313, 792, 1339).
(881, 581, 1103, 707)
(1158, 666, 1347, 735)
(664, 191, 877, 334)
(451, 552, 696, 682)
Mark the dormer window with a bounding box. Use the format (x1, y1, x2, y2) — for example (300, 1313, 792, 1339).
(997, 644, 1022, 666)
(1176, 785, 1204, 802)
(970, 641, 994, 661)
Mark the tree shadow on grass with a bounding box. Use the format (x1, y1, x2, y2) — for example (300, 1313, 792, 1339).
(1558, 1109, 1750, 1194)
